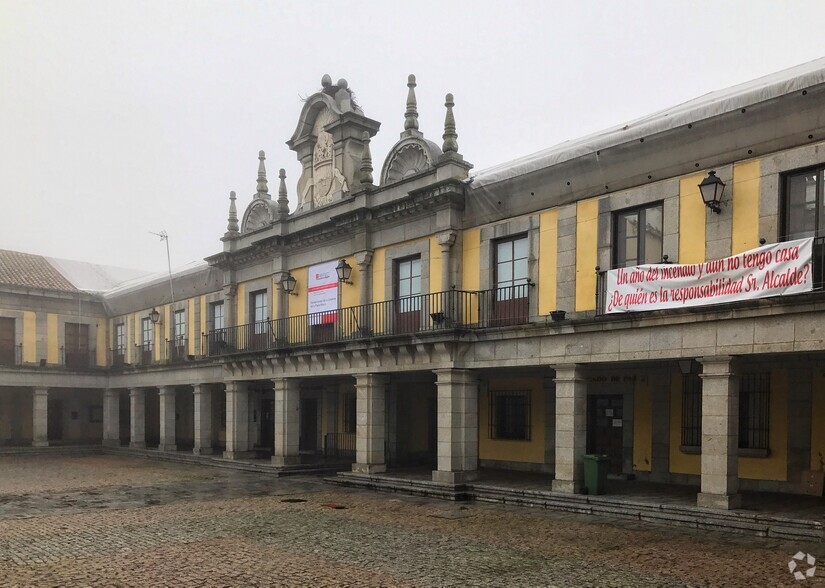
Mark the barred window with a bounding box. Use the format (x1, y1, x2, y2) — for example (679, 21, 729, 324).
(489, 390, 531, 440)
(343, 393, 357, 434)
(681, 373, 702, 447)
(739, 373, 770, 450)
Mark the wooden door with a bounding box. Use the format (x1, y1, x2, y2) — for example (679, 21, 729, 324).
(65, 323, 90, 369)
(0, 317, 15, 365)
(587, 394, 624, 475)
(299, 398, 318, 452)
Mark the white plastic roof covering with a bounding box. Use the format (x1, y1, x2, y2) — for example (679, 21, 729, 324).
(101, 259, 210, 298)
(46, 256, 152, 294)
(471, 57, 825, 189)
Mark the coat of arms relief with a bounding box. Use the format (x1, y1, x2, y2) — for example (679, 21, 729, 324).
(299, 107, 348, 210)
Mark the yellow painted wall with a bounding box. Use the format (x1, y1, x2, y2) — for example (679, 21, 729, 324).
(633, 379, 652, 472)
(341, 255, 360, 309)
(271, 278, 279, 320)
(538, 209, 558, 315)
(287, 266, 308, 319)
(132, 313, 140, 363)
(236, 282, 246, 326)
(372, 249, 386, 305)
(46, 313, 58, 364)
(200, 296, 207, 349)
(462, 228, 480, 324)
(188, 298, 196, 355)
(811, 372, 825, 471)
(669, 373, 700, 475)
(731, 160, 761, 254)
(10, 311, 35, 358)
(96, 319, 106, 366)
(678, 172, 707, 263)
(739, 369, 787, 481)
(479, 378, 545, 464)
(575, 198, 600, 311)
(429, 236, 443, 294)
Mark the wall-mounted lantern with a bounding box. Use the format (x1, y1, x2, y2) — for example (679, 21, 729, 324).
(149, 308, 161, 324)
(698, 170, 725, 214)
(282, 272, 298, 296)
(335, 259, 353, 285)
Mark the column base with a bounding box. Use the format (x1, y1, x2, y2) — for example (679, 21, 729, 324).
(158, 444, 178, 452)
(697, 492, 742, 510)
(352, 462, 386, 474)
(130, 441, 146, 449)
(271, 455, 301, 466)
(432, 470, 478, 484)
(193, 447, 214, 456)
(32, 441, 49, 448)
(223, 450, 254, 460)
(551, 479, 583, 494)
(102, 439, 121, 448)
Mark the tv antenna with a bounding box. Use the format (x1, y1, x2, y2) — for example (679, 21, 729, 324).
(149, 230, 175, 306)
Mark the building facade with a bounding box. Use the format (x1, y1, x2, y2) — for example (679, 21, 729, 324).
(4, 62, 825, 510)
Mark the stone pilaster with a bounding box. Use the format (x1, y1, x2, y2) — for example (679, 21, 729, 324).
(32, 387, 49, 447)
(432, 369, 478, 484)
(272, 378, 300, 465)
(193, 384, 213, 455)
(436, 231, 457, 290)
(543, 375, 556, 470)
(129, 388, 146, 449)
(552, 364, 587, 493)
(224, 381, 250, 459)
(352, 373, 387, 474)
(103, 389, 120, 447)
(354, 251, 373, 307)
(697, 356, 741, 509)
(158, 386, 177, 452)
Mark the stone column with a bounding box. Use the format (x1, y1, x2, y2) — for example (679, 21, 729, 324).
(224, 381, 250, 459)
(432, 369, 479, 484)
(697, 356, 741, 509)
(552, 364, 587, 493)
(158, 386, 177, 452)
(193, 384, 213, 455)
(129, 388, 146, 449)
(103, 389, 120, 447)
(352, 373, 387, 474)
(272, 378, 300, 465)
(543, 375, 556, 472)
(436, 231, 457, 290)
(354, 250, 374, 307)
(32, 387, 49, 447)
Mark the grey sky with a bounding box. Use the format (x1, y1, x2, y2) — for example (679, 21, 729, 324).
(2, 0, 825, 273)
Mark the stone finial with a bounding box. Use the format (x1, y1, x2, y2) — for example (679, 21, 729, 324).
(277, 168, 289, 218)
(321, 74, 332, 88)
(225, 191, 239, 237)
(442, 93, 458, 154)
(255, 150, 269, 199)
(359, 131, 374, 186)
(404, 74, 419, 133)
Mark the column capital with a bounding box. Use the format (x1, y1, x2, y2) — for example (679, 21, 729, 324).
(225, 380, 249, 394)
(433, 368, 478, 386)
(158, 385, 175, 396)
(436, 230, 457, 251)
(222, 284, 237, 299)
(698, 355, 739, 379)
(553, 363, 586, 383)
(273, 271, 290, 291)
(355, 373, 388, 388)
(354, 250, 374, 268)
(33, 387, 49, 396)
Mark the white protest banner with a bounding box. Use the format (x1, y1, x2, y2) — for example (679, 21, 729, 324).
(307, 260, 338, 323)
(605, 238, 813, 314)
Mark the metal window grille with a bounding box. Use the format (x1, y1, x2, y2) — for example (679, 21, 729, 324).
(489, 390, 531, 440)
(680, 373, 702, 447)
(343, 393, 357, 434)
(739, 373, 770, 450)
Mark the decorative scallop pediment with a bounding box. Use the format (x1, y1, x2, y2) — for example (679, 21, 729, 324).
(241, 200, 274, 234)
(381, 138, 442, 186)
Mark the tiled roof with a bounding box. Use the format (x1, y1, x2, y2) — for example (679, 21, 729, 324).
(0, 249, 78, 292)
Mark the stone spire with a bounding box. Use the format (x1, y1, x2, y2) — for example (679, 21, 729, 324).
(359, 131, 374, 186)
(403, 74, 419, 134)
(225, 191, 239, 238)
(255, 150, 269, 199)
(442, 93, 459, 154)
(277, 168, 290, 219)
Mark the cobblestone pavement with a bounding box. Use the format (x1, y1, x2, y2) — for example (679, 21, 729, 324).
(0, 455, 823, 587)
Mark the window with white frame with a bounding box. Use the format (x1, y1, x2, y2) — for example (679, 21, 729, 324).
(173, 309, 186, 347)
(396, 256, 422, 312)
(114, 323, 126, 356)
(211, 301, 225, 331)
(250, 290, 268, 334)
(495, 235, 529, 299)
(141, 317, 153, 352)
(613, 203, 663, 268)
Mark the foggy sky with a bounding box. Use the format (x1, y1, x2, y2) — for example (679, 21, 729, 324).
(3, 0, 825, 273)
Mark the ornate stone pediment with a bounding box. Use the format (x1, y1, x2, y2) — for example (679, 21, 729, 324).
(241, 200, 273, 234)
(380, 137, 442, 186)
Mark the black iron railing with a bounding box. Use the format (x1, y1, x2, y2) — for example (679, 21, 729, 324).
(135, 342, 155, 366)
(166, 338, 189, 363)
(110, 349, 126, 368)
(203, 285, 531, 357)
(61, 347, 97, 369)
(324, 432, 356, 459)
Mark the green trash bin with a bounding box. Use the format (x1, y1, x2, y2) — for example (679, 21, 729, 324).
(583, 454, 608, 495)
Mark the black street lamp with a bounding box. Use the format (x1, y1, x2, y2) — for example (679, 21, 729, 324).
(149, 308, 161, 324)
(282, 272, 298, 296)
(698, 170, 725, 214)
(335, 259, 353, 285)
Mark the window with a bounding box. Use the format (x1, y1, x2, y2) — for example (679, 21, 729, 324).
(395, 256, 422, 312)
(141, 318, 153, 351)
(680, 373, 702, 448)
(173, 310, 186, 345)
(495, 235, 529, 297)
(114, 323, 125, 356)
(613, 203, 663, 268)
(488, 390, 531, 440)
(343, 393, 357, 434)
(250, 291, 268, 334)
(211, 301, 225, 331)
(739, 373, 770, 451)
(783, 167, 824, 240)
